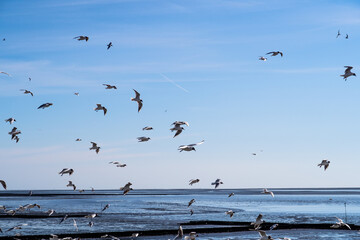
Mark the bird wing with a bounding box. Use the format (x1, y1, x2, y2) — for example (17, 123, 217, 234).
(270, 192, 274, 197)
(174, 129, 182, 138)
(0, 180, 6, 190)
(137, 101, 143, 112)
(103, 84, 110, 87)
(91, 142, 97, 147)
(344, 223, 351, 230)
(103, 107, 107, 116)
(133, 89, 140, 98)
(344, 66, 353, 74)
(96, 104, 102, 108)
(256, 214, 263, 221)
(37, 104, 45, 109)
(279, 52, 283, 57)
(258, 230, 267, 237)
(335, 217, 343, 223)
(0, 72, 10, 76)
(266, 52, 275, 55)
(188, 140, 205, 147)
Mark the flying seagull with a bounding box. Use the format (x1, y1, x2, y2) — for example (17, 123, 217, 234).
(336, 30, 341, 38)
(0, 71, 10, 76)
(211, 178, 223, 189)
(74, 92, 79, 96)
(259, 56, 267, 61)
(258, 230, 273, 240)
(142, 126, 153, 130)
(0, 180, 6, 190)
(346, 34, 349, 39)
(189, 179, 200, 186)
(20, 89, 33, 96)
(89, 142, 100, 154)
(116, 164, 127, 167)
(269, 224, 279, 230)
(75, 138, 82, 141)
(261, 188, 275, 197)
(107, 42, 113, 50)
(170, 124, 185, 138)
(74, 36, 89, 41)
(225, 210, 235, 218)
(137, 137, 150, 142)
(5, 118, 16, 124)
(330, 217, 351, 230)
(59, 168, 74, 176)
(103, 84, 117, 89)
(46, 209, 55, 216)
(318, 159, 330, 171)
(38, 103, 53, 109)
(178, 140, 204, 152)
(120, 182, 133, 195)
(184, 232, 198, 240)
(8, 127, 21, 140)
(102, 204, 110, 212)
(188, 199, 195, 207)
(266, 51, 283, 57)
(131, 89, 143, 112)
(73, 219, 78, 231)
(228, 193, 235, 197)
(340, 66, 356, 81)
(59, 214, 68, 224)
(94, 104, 107, 115)
(251, 214, 264, 230)
(67, 181, 76, 191)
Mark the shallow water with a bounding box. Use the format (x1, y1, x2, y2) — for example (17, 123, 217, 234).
(0, 188, 359, 238)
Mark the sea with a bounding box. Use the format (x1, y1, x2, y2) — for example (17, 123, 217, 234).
(0, 188, 360, 239)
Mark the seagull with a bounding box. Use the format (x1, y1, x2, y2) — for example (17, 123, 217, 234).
(101, 234, 120, 240)
(0, 71, 10, 76)
(37, 103, 53, 109)
(89, 221, 94, 228)
(107, 42, 113, 50)
(20, 89, 33, 96)
(13, 135, 20, 143)
(103, 84, 117, 89)
(74, 36, 89, 41)
(173, 226, 184, 240)
(67, 181, 76, 191)
(170, 123, 185, 138)
(266, 51, 283, 57)
(120, 182, 133, 195)
(73, 219, 78, 231)
(269, 224, 278, 230)
(131, 233, 139, 238)
(251, 214, 264, 230)
(137, 137, 150, 142)
(262, 188, 275, 197)
(258, 230, 273, 240)
(259, 56, 267, 61)
(78, 189, 85, 193)
(0, 180, 6, 190)
(188, 199, 195, 207)
(178, 140, 204, 152)
(225, 210, 235, 218)
(6, 224, 28, 232)
(190, 209, 194, 215)
(85, 213, 98, 219)
(336, 30, 341, 38)
(59, 214, 68, 224)
(59, 168, 74, 176)
(102, 204, 110, 212)
(89, 142, 100, 154)
(131, 89, 143, 112)
(171, 121, 189, 127)
(184, 232, 198, 240)
(211, 179, 223, 189)
(46, 209, 55, 216)
(346, 34, 349, 39)
(74, 92, 79, 96)
(116, 164, 127, 167)
(318, 159, 330, 171)
(5, 118, 16, 124)
(109, 161, 120, 164)
(8, 127, 21, 140)
(23, 203, 40, 210)
(330, 217, 351, 230)
(75, 138, 82, 141)
(94, 104, 107, 115)
(340, 66, 356, 81)
(228, 193, 235, 198)
(142, 126, 153, 130)
(189, 179, 200, 186)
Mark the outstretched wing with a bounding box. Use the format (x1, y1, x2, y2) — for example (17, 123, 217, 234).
(0, 180, 6, 190)
(133, 89, 140, 98)
(188, 140, 205, 147)
(137, 101, 143, 112)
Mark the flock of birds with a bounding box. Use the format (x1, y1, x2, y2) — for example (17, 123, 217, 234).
(0, 30, 357, 240)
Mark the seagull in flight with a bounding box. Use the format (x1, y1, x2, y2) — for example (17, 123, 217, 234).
(5, 118, 16, 124)
(170, 123, 185, 138)
(74, 36, 89, 41)
(211, 179, 223, 189)
(269, 224, 278, 230)
(94, 104, 107, 115)
(336, 30, 341, 38)
(189, 179, 200, 186)
(120, 182, 133, 195)
(116, 164, 127, 167)
(109, 161, 120, 164)
(259, 56, 267, 61)
(228, 192, 235, 197)
(75, 138, 82, 141)
(103, 84, 117, 89)
(173, 226, 184, 240)
(172, 121, 189, 126)
(258, 230, 273, 240)
(0, 180, 7, 190)
(266, 51, 283, 57)
(188, 199, 195, 207)
(331, 217, 351, 230)
(346, 34, 349, 39)
(38, 103, 53, 109)
(178, 140, 204, 152)
(20, 89, 33, 96)
(0, 71, 11, 76)
(251, 214, 264, 230)
(340, 66, 356, 81)
(142, 126, 153, 130)
(102, 204, 110, 212)
(131, 89, 143, 112)
(225, 210, 235, 218)
(67, 181, 76, 191)
(74, 92, 79, 96)
(59, 214, 68, 224)
(73, 219, 78, 231)
(184, 232, 198, 240)
(137, 137, 150, 142)
(107, 42, 113, 50)
(59, 168, 74, 176)
(8, 127, 21, 140)
(318, 159, 330, 171)
(89, 142, 100, 154)
(261, 188, 275, 197)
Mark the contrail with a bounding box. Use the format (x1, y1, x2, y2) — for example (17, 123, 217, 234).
(160, 73, 190, 93)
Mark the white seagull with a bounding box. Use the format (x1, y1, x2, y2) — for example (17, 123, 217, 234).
(8, 127, 21, 140)
(189, 179, 200, 186)
(262, 188, 275, 197)
(225, 210, 235, 218)
(170, 123, 185, 138)
(5, 118, 16, 124)
(331, 217, 351, 230)
(258, 230, 273, 240)
(103, 84, 117, 89)
(188, 199, 195, 207)
(131, 89, 143, 112)
(142, 126, 153, 130)
(120, 182, 133, 195)
(211, 179, 223, 189)
(318, 159, 330, 171)
(20, 89, 33, 96)
(59, 168, 74, 176)
(259, 56, 267, 61)
(94, 104, 107, 115)
(178, 140, 204, 152)
(89, 142, 100, 154)
(340, 66, 356, 81)
(184, 232, 198, 240)
(67, 181, 76, 191)
(251, 214, 264, 230)
(173, 226, 184, 240)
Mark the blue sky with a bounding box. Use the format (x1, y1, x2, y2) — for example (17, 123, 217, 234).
(1, 0, 360, 189)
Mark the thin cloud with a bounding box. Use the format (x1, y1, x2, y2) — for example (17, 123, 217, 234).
(160, 73, 190, 93)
